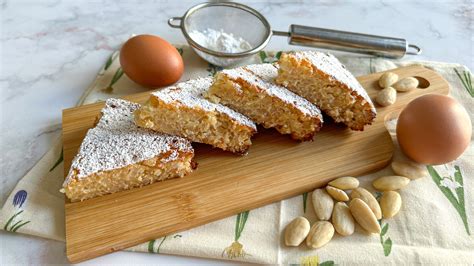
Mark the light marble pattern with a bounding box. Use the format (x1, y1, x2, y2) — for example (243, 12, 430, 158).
(1, 0, 472, 264)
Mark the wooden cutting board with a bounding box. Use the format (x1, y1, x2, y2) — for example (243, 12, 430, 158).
(62, 65, 449, 262)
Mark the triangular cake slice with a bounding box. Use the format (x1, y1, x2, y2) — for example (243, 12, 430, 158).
(206, 64, 323, 141)
(276, 51, 376, 130)
(63, 98, 195, 202)
(135, 78, 257, 154)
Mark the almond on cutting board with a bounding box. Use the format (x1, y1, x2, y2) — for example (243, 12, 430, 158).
(312, 188, 334, 221)
(328, 176, 359, 190)
(378, 72, 399, 88)
(349, 198, 381, 234)
(372, 176, 410, 191)
(376, 87, 397, 106)
(393, 77, 419, 92)
(350, 188, 382, 220)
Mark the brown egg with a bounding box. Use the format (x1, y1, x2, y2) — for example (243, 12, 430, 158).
(120, 34, 183, 88)
(396, 94, 471, 165)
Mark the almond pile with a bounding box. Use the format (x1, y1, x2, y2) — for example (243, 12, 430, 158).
(376, 72, 419, 107)
(284, 158, 428, 249)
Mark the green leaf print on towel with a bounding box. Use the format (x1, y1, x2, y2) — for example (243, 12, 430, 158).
(319, 261, 335, 266)
(259, 51, 282, 63)
(147, 234, 182, 253)
(222, 210, 250, 259)
(454, 68, 473, 97)
(147, 239, 156, 253)
(207, 63, 223, 77)
(104, 67, 124, 92)
(4, 210, 30, 232)
(302, 192, 309, 213)
(104, 51, 119, 72)
(49, 148, 63, 172)
(376, 192, 392, 256)
(175, 47, 184, 56)
(427, 165, 470, 235)
(379, 221, 392, 256)
(297, 256, 334, 266)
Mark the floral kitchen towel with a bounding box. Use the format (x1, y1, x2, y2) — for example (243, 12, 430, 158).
(1, 45, 473, 264)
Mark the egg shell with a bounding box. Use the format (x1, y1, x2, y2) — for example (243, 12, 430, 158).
(120, 34, 183, 88)
(396, 94, 471, 165)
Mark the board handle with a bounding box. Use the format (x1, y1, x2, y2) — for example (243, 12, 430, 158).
(372, 65, 450, 123)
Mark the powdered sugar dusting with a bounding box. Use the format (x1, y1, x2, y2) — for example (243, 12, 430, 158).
(221, 64, 323, 118)
(152, 78, 256, 130)
(292, 51, 376, 112)
(188, 28, 252, 53)
(63, 98, 193, 186)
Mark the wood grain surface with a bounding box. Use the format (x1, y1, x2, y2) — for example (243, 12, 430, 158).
(62, 65, 449, 262)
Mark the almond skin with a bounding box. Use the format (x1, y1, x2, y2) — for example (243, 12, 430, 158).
(349, 198, 381, 234)
(332, 202, 355, 236)
(380, 191, 402, 218)
(351, 188, 382, 220)
(312, 188, 334, 221)
(284, 216, 311, 246)
(326, 186, 349, 201)
(328, 176, 359, 190)
(373, 176, 410, 191)
(306, 221, 335, 249)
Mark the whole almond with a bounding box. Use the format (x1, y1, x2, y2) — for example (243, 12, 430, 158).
(332, 202, 355, 236)
(373, 176, 410, 191)
(306, 221, 335, 249)
(328, 176, 359, 190)
(380, 191, 402, 218)
(284, 216, 311, 246)
(326, 186, 349, 201)
(351, 188, 382, 220)
(378, 72, 399, 88)
(312, 189, 334, 221)
(391, 160, 428, 180)
(376, 87, 397, 106)
(349, 198, 381, 234)
(393, 77, 419, 92)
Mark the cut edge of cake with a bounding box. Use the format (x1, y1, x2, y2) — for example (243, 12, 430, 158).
(276, 51, 376, 131)
(135, 77, 257, 154)
(206, 63, 323, 141)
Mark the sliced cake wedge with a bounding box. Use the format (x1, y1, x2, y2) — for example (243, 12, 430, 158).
(62, 98, 195, 202)
(206, 64, 323, 141)
(135, 78, 257, 154)
(276, 51, 376, 130)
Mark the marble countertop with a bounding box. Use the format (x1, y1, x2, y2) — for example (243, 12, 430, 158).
(1, 0, 472, 264)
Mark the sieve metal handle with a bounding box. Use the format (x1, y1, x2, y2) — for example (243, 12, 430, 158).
(275, 24, 422, 58)
(168, 17, 182, 28)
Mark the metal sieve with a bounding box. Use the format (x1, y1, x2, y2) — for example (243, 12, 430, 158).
(168, 2, 422, 67)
